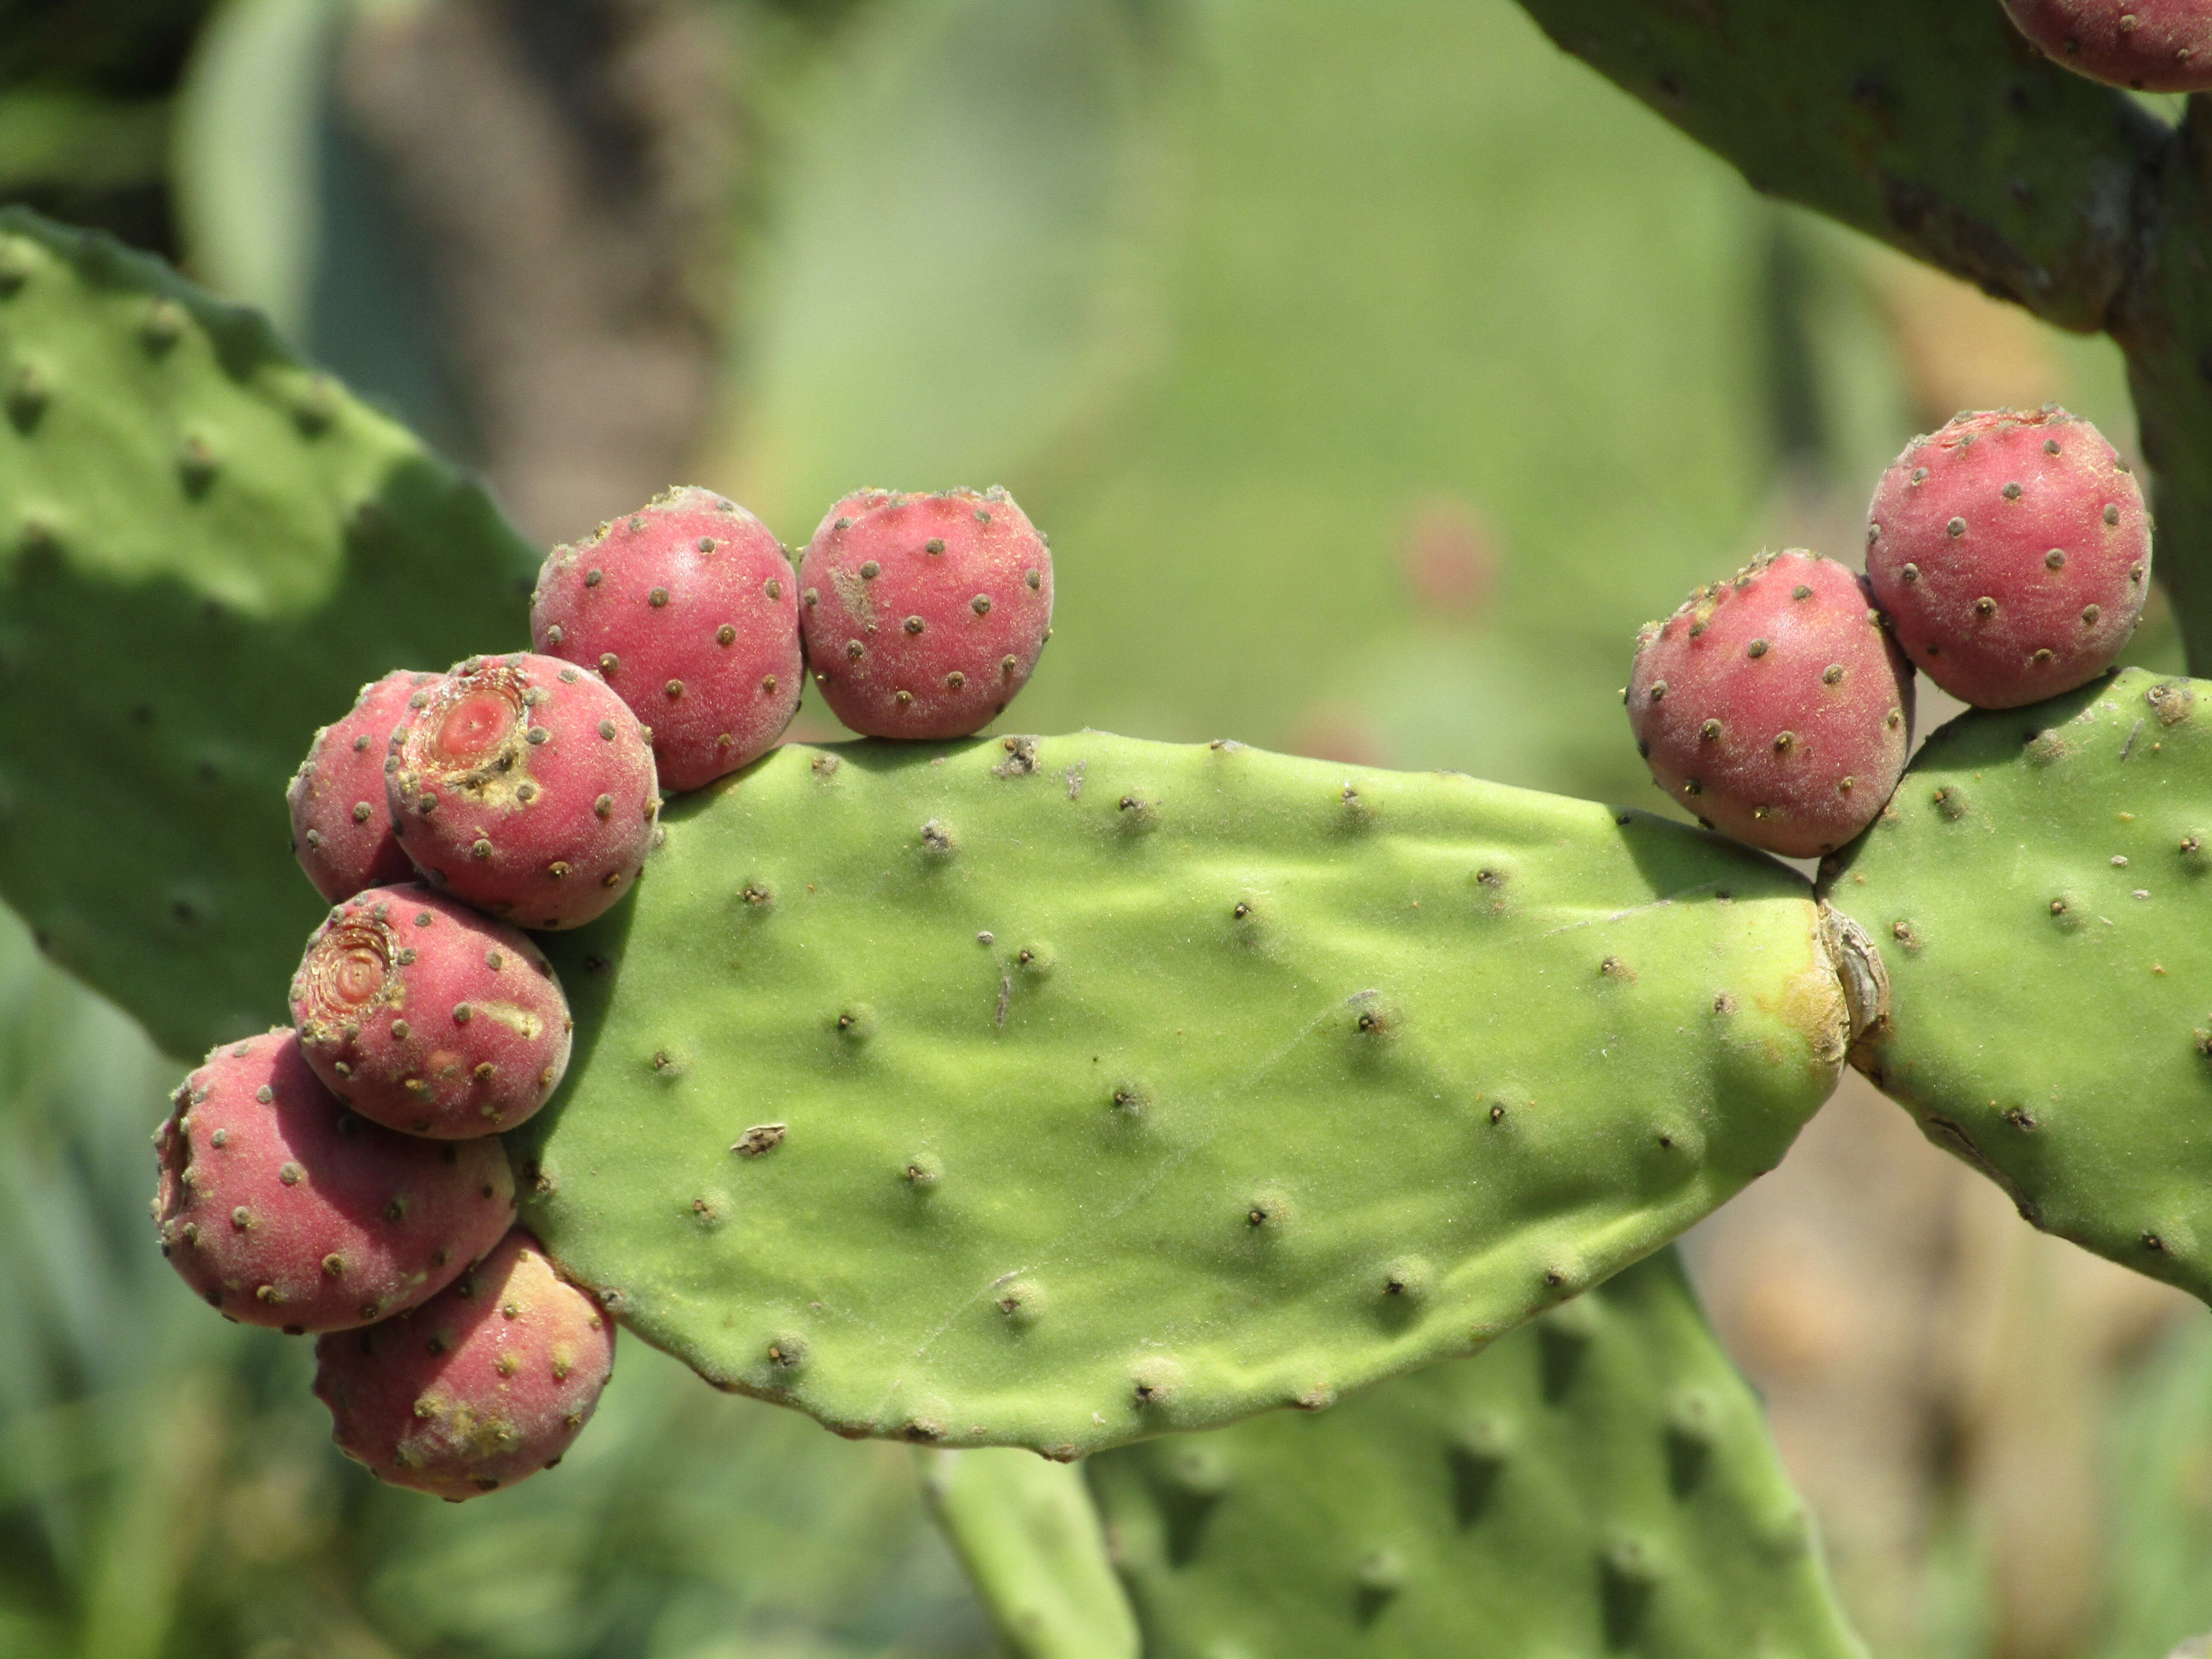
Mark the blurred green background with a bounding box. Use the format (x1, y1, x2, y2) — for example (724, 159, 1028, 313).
(2, 0, 2208, 1655)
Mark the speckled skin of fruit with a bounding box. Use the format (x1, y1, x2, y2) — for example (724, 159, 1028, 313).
(1628, 550, 1914, 858)
(530, 487, 802, 791)
(1999, 0, 2212, 91)
(291, 885, 573, 1137)
(387, 653, 659, 929)
(313, 1229, 616, 1500)
(289, 672, 435, 902)
(1866, 408, 2151, 709)
(798, 487, 1053, 739)
(152, 1029, 516, 1331)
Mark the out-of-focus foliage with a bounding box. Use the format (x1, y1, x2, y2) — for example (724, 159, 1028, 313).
(0, 904, 994, 1658)
(0, 1, 216, 94)
(170, 0, 334, 344)
(720, 0, 2157, 806)
(0, 0, 211, 252)
(2096, 1313, 2212, 1659)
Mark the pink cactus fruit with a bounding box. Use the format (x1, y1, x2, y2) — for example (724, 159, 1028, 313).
(1627, 550, 1915, 859)
(289, 671, 436, 902)
(152, 1029, 516, 1332)
(313, 1229, 616, 1500)
(386, 653, 659, 930)
(1999, 0, 2212, 92)
(529, 487, 803, 791)
(1865, 407, 2151, 710)
(291, 886, 573, 1138)
(797, 486, 1053, 740)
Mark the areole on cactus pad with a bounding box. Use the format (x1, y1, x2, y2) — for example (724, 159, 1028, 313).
(509, 731, 1853, 1456)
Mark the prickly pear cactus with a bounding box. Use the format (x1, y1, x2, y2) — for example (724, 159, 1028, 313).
(513, 731, 1850, 1455)
(921, 1448, 1139, 1659)
(1084, 1249, 1865, 1658)
(1823, 667, 2212, 1301)
(0, 207, 535, 1058)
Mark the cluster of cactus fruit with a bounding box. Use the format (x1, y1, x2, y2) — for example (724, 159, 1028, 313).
(153, 397, 2144, 1506)
(1630, 406, 2150, 857)
(153, 483, 1055, 1497)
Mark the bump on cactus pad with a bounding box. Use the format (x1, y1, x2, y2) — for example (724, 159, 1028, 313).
(510, 732, 1848, 1455)
(0, 207, 536, 1059)
(1823, 668, 2212, 1301)
(1084, 1249, 1866, 1658)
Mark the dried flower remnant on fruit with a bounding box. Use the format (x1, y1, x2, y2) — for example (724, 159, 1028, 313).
(291, 886, 573, 1137)
(386, 653, 658, 928)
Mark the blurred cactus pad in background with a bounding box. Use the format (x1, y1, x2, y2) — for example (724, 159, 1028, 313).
(7, 2, 2212, 1658)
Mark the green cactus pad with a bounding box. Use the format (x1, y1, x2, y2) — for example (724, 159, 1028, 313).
(1824, 666, 2212, 1301)
(1085, 1248, 1866, 1657)
(0, 207, 535, 1058)
(921, 1447, 1139, 1659)
(515, 732, 1848, 1455)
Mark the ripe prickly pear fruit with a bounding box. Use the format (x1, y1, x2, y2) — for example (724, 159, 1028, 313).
(289, 671, 436, 902)
(152, 1029, 516, 1332)
(798, 486, 1053, 739)
(1627, 550, 1914, 858)
(386, 653, 659, 929)
(292, 886, 573, 1137)
(313, 1229, 616, 1500)
(1999, 0, 2212, 92)
(529, 488, 803, 792)
(1866, 407, 2151, 710)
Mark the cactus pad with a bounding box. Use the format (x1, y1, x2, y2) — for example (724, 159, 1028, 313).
(921, 1447, 1139, 1659)
(1084, 1249, 1866, 1656)
(513, 732, 1847, 1455)
(1825, 667, 2212, 1300)
(0, 207, 535, 1058)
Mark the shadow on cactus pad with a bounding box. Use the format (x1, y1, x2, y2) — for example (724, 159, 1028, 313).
(1069, 1249, 1864, 1657)
(0, 208, 537, 1059)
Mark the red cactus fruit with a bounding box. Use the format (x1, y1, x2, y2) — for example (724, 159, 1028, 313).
(152, 1029, 515, 1332)
(1865, 407, 2151, 710)
(292, 886, 572, 1137)
(313, 1229, 616, 1500)
(1999, 0, 2212, 92)
(1627, 550, 1915, 858)
(386, 653, 659, 929)
(289, 671, 435, 902)
(797, 486, 1053, 739)
(530, 487, 803, 791)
